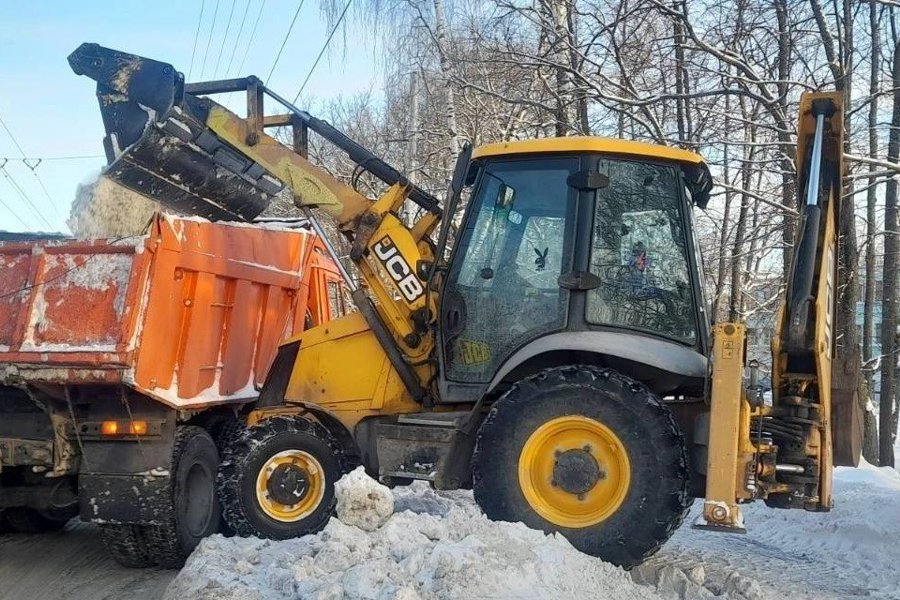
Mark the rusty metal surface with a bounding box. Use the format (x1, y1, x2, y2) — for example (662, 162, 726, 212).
(0, 214, 343, 408)
(0, 238, 143, 374)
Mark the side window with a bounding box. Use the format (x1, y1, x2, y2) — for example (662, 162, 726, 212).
(586, 160, 696, 343)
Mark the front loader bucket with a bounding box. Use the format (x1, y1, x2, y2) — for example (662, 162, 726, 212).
(68, 43, 282, 221)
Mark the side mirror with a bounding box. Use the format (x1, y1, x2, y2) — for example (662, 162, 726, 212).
(683, 163, 712, 209)
(450, 143, 473, 197)
(496, 183, 515, 209)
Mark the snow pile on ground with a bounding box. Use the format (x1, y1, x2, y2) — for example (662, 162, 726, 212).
(334, 467, 394, 532)
(167, 462, 900, 600)
(654, 460, 900, 600)
(68, 176, 158, 238)
(166, 469, 662, 600)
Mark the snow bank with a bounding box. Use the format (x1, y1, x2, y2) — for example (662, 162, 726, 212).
(654, 461, 900, 600)
(334, 467, 394, 532)
(166, 472, 661, 600)
(167, 464, 900, 600)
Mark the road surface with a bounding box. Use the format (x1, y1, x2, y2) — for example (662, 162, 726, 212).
(0, 520, 175, 600)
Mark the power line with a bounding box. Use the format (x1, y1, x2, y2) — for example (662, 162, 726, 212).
(236, 0, 266, 76)
(0, 195, 32, 231)
(0, 112, 63, 220)
(199, 0, 221, 79)
(265, 0, 306, 84)
(292, 0, 352, 104)
(1, 155, 104, 162)
(188, 0, 206, 80)
(225, 0, 252, 76)
(213, 0, 238, 77)
(0, 163, 54, 230)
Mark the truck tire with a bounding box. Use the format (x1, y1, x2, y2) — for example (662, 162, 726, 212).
(218, 416, 345, 539)
(4, 507, 70, 533)
(100, 524, 154, 568)
(472, 366, 691, 569)
(143, 426, 222, 568)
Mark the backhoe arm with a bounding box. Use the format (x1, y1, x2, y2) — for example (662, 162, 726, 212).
(701, 91, 858, 532)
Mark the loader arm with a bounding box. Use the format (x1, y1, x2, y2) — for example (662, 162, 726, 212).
(68, 43, 446, 404)
(701, 91, 860, 531)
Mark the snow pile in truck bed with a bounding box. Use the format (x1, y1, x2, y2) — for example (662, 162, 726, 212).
(68, 175, 159, 238)
(166, 469, 661, 600)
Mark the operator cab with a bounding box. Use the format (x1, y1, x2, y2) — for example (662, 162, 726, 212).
(438, 137, 713, 402)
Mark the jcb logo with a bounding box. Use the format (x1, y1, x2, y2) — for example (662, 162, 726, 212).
(373, 236, 424, 303)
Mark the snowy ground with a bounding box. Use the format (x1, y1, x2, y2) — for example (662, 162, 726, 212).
(2, 455, 896, 600)
(167, 460, 900, 600)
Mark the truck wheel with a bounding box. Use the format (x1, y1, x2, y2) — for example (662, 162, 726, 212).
(4, 508, 69, 533)
(100, 524, 154, 568)
(144, 426, 222, 568)
(472, 366, 691, 568)
(218, 416, 344, 539)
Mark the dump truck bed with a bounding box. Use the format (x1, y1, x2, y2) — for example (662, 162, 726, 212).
(0, 213, 339, 408)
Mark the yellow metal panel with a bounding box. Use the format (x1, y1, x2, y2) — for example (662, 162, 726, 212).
(471, 136, 706, 165)
(814, 182, 837, 509)
(284, 311, 423, 428)
(702, 322, 753, 530)
(205, 105, 372, 227)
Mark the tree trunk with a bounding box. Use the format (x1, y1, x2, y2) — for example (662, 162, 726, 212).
(878, 39, 900, 467)
(775, 0, 796, 278)
(864, 0, 881, 410)
(432, 0, 459, 156)
(542, 0, 574, 136)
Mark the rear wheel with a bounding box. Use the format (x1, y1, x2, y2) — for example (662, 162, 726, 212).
(143, 426, 222, 568)
(4, 507, 69, 533)
(218, 416, 344, 539)
(472, 366, 690, 568)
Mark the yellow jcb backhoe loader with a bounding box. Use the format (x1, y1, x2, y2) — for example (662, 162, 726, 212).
(69, 44, 862, 568)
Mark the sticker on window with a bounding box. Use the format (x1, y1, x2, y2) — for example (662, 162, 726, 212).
(458, 339, 492, 366)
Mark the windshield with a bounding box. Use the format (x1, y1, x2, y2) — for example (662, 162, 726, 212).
(586, 159, 697, 343)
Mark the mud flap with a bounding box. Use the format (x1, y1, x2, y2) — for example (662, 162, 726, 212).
(79, 473, 170, 525)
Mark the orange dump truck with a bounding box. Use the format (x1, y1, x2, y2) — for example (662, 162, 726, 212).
(0, 213, 347, 566)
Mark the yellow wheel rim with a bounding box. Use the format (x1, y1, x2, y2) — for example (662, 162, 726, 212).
(255, 450, 325, 522)
(518, 415, 631, 528)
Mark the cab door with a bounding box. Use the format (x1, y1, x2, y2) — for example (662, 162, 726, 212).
(438, 156, 579, 395)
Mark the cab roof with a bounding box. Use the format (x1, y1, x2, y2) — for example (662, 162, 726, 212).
(471, 136, 706, 166)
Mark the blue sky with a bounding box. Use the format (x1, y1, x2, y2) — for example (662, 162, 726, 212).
(0, 0, 378, 233)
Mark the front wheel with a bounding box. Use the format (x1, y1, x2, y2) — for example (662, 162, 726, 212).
(472, 366, 690, 568)
(217, 416, 345, 539)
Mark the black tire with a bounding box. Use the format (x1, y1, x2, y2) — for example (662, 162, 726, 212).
(472, 366, 691, 568)
(143, 426, 222, 568)
(100, 524, 155, 568)
(211, 418, 246, 457)
(4, 507, 69, 534)
(209, 417, 247, 537)
(218, 416, 345, 539)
